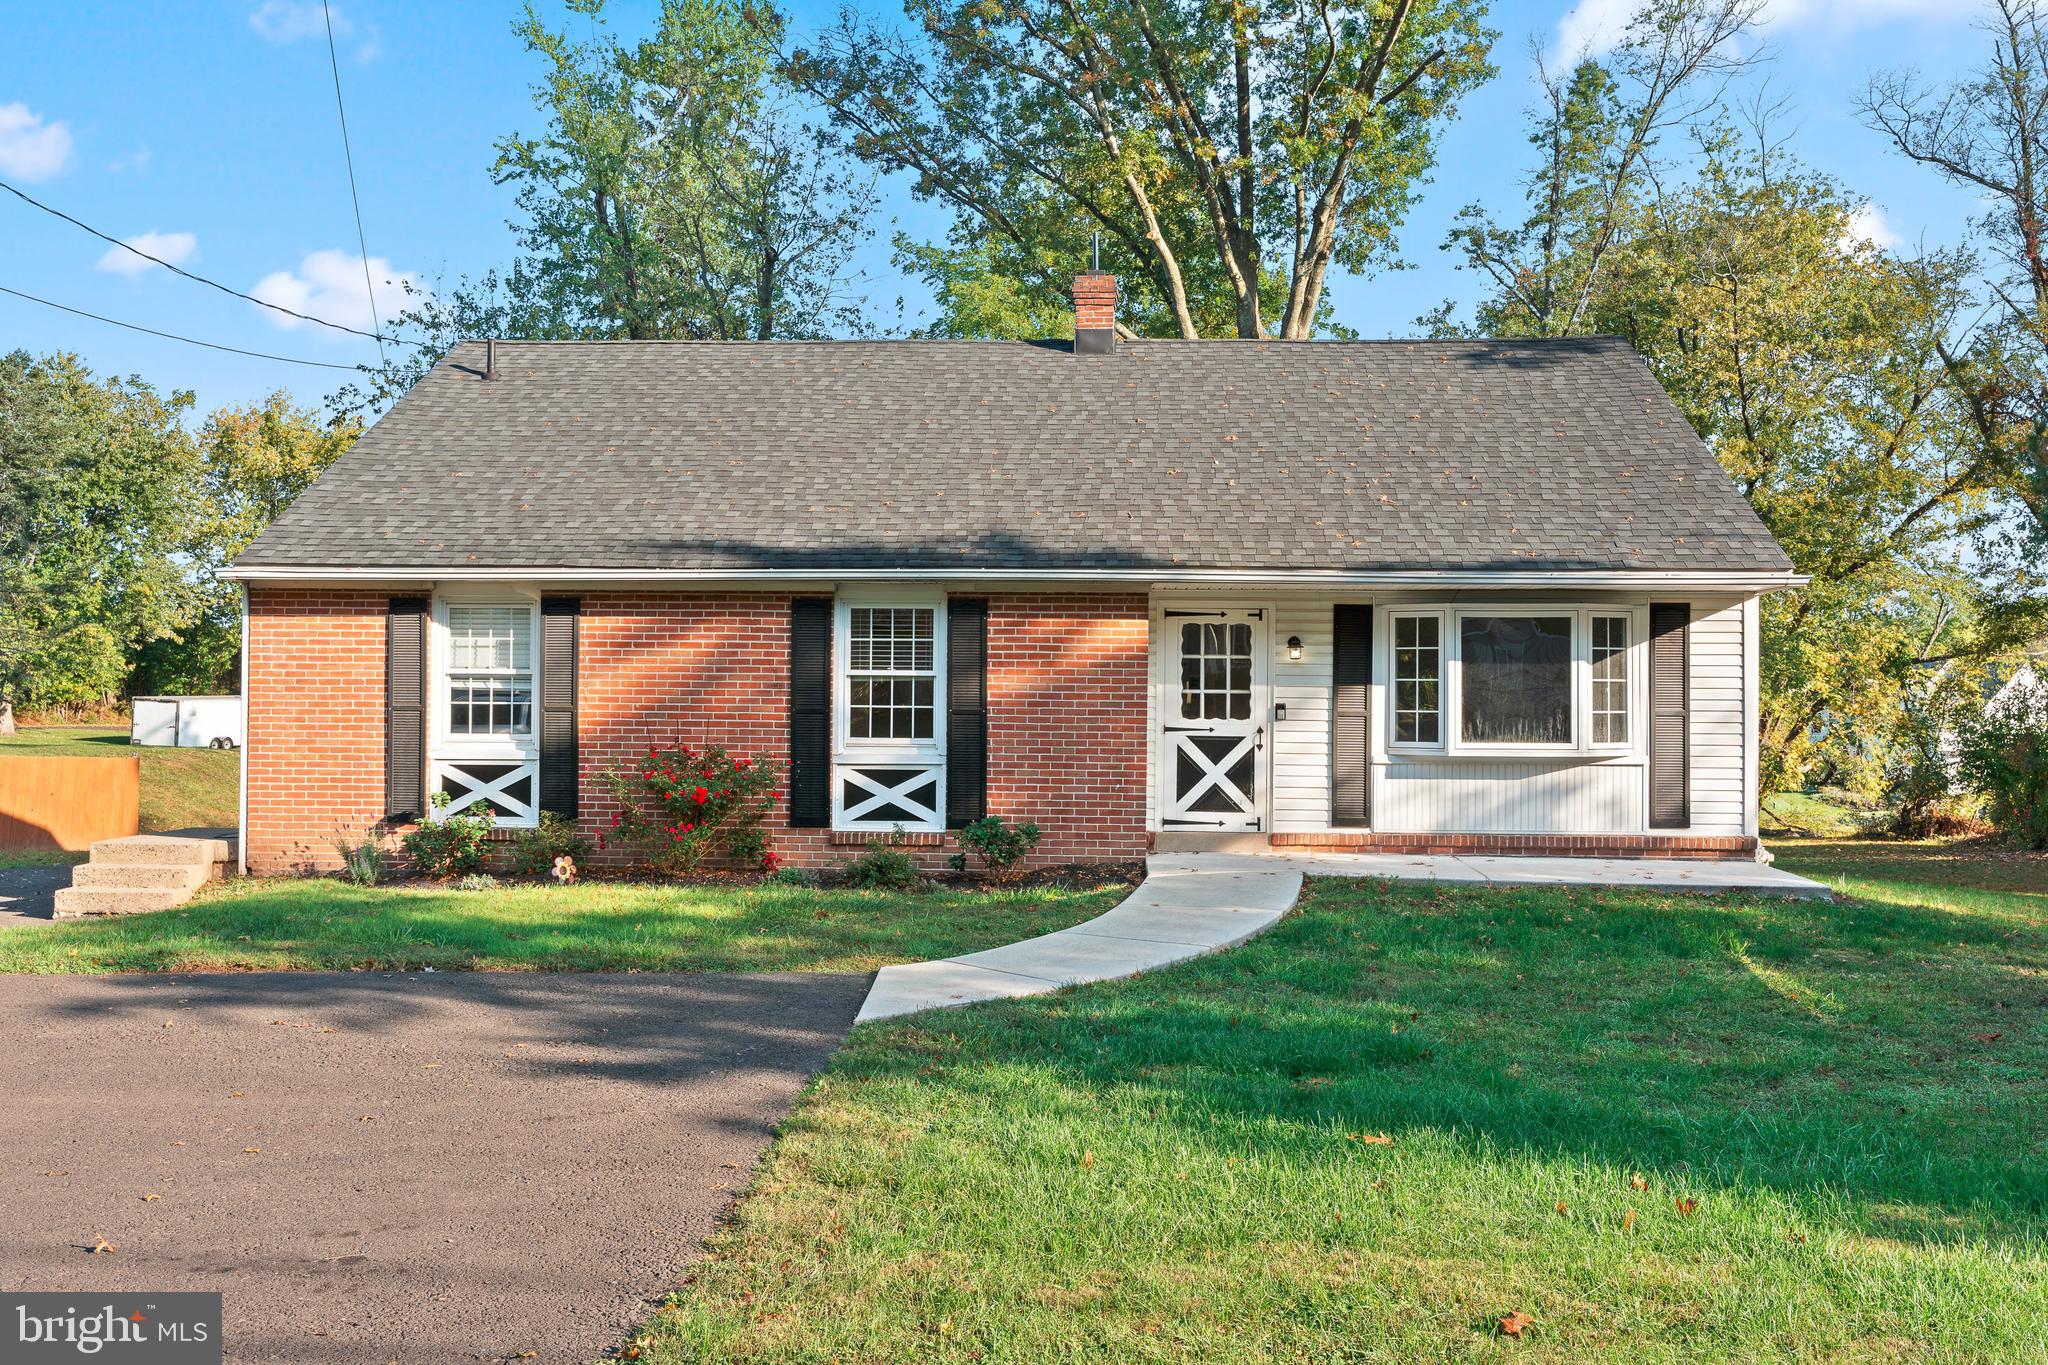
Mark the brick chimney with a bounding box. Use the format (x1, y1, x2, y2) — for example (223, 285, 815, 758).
(1073, 269, 1117, 355)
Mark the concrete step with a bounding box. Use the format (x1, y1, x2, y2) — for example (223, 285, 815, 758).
(52, 885, 190, 919)
(1152, 831, 1273, 854)
(88, 834, 232, 867)
(71, 862, 212, 892)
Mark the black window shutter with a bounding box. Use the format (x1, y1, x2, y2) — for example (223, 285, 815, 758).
(946, 598, 989, 828)
(385, 597, 428, 821)
(1649, 602, 1691, 829)
(1332, 604, 1371, 827)
(788, 597, 832, 827)
(539, 597, 579, 819)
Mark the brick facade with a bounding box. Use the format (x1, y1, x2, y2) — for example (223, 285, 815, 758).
(245, 586, 1153, 875)
(244, 585, 402, 873)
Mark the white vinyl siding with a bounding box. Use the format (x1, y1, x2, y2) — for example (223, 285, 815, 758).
(1157, 588, 1760, 839)
(1688, 597, 1748, 836)
(1271, 601, 1334, 832)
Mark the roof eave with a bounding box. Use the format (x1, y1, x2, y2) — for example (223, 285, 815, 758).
(223, 563, 1808, 593)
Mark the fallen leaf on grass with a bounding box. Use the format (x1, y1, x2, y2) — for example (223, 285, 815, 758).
(1675, 1197, 1699, 1217)
(1555, 1201, 1569, 1215)
(1629, 1173, 1648, 1191)
(1970, 1032, 2002, 1044)
(1079, 1149, 1095, 1168)
(1348, 1132, 1394, 1145)
(1498, 1311, 1534, 1338)
(1622, 1208, 1637, 1232)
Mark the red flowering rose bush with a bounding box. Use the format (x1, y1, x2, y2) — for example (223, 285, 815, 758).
(601, 743, 781, 875)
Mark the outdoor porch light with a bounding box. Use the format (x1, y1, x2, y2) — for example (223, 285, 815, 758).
(1286, 635, 1303, 661)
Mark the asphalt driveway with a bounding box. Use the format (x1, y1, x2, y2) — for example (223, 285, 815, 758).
(0, 971, 868, 1363)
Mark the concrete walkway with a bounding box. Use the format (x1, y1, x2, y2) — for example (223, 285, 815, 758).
(1156, 849, 1834, 898)
(857, 848, 1830, 1023)
(857, 858, 1301, 1021)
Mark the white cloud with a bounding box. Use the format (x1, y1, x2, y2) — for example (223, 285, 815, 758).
(248, 0, 341, 44)
(95, 230, 199, 278)
(1842, 202, 1903, 251)
(249, 1, 379, 60)
(107, 145, 152, 174)
(0, 101, 75, 182)
(1555, 0, 1952, 61)
(251, 249, 418, 334)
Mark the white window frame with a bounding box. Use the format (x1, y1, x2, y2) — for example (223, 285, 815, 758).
(429, 589, 542, 828)
(1383, 604, 1648, 760)
(1386, 609, 1447, 753)
(832, 593, 947, 832)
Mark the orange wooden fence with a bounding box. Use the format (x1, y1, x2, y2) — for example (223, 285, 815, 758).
(0, 755, 140, 850)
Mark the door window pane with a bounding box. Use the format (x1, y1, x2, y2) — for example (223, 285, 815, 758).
(1177, 616, 1254, 721)
(1460, 616, 1573, 745)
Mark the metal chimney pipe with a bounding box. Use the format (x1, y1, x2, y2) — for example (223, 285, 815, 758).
(485, 337, 496, 380)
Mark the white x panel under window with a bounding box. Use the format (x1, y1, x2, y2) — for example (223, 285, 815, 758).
(835, 764, 942, 830)
(433, 760, 537, 823)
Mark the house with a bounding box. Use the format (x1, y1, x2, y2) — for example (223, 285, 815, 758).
(225, 270, 1802, 874)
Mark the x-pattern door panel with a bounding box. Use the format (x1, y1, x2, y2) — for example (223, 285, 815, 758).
(1160, 609, 1268, 830)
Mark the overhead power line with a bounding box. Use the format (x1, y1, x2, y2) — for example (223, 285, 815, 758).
(322, 0, 385, 367)
(0, 283, 361, 370)
(0, 178, 407, 345)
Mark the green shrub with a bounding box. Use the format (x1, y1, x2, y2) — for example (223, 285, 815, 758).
(400, 792, 496, 878)
(456, 872, 499, 892)
(510, 811, 594, 879)
(951, 814, 1041, 879)
(603, 743, 780, 874)
(842, 829, 925, 890)
(1957, 678, 2048, 849)
(770, 865, 819, 888)
(332, 828, 382, 886)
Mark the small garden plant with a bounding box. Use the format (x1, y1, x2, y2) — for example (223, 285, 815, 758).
(332, 828, 382, 886)
(400, 792, 496, 877)
(603, 743, 780, 873)
(948, 814, 1041, 879)
(511, 811, 594, 879)
(843, 828, 925, 890)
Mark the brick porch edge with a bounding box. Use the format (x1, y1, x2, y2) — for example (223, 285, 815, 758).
(1267, 832, 1759, 860)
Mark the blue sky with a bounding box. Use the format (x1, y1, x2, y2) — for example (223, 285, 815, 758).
(0, 0, 1985, 421)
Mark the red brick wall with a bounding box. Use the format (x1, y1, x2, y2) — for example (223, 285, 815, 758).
(985, 593, 1149, 866)
(245, 585, 401, 873)
(245, 587, 1155, 875)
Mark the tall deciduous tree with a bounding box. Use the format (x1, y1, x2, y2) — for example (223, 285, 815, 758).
(1863, 0, 2048, 632)
(493, 0, 875, 342)
(789, 0, 1495, 338)
(0, 352, 201, 730)
(1440, 0, 1762, 337)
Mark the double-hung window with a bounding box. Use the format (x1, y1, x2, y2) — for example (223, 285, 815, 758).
(835, 599, 946, 830)
(1385, 606, 1642, 757)
(431, 598, 540, 826)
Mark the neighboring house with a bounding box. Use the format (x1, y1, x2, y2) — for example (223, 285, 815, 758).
(225, 270, 1802, 874)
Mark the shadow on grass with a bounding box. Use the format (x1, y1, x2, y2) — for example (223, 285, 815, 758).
(844, 875, 2048, 1250)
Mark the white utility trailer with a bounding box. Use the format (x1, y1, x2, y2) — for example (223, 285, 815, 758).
(131, 695, 244, 749)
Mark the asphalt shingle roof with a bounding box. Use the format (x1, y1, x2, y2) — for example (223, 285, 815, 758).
(237, 336, 1793, 575)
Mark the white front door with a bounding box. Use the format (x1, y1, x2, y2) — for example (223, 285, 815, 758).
(1158, 607, 1269, 832)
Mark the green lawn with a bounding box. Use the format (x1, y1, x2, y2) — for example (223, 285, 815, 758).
(0, 725, 238, 833)
(638, 843, 2046, 1362)
(0, 875, 1129, 974)
(1760, 788, 1877, 837)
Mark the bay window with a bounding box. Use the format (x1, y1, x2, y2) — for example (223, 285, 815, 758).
(1385, 606, 1644, 756)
